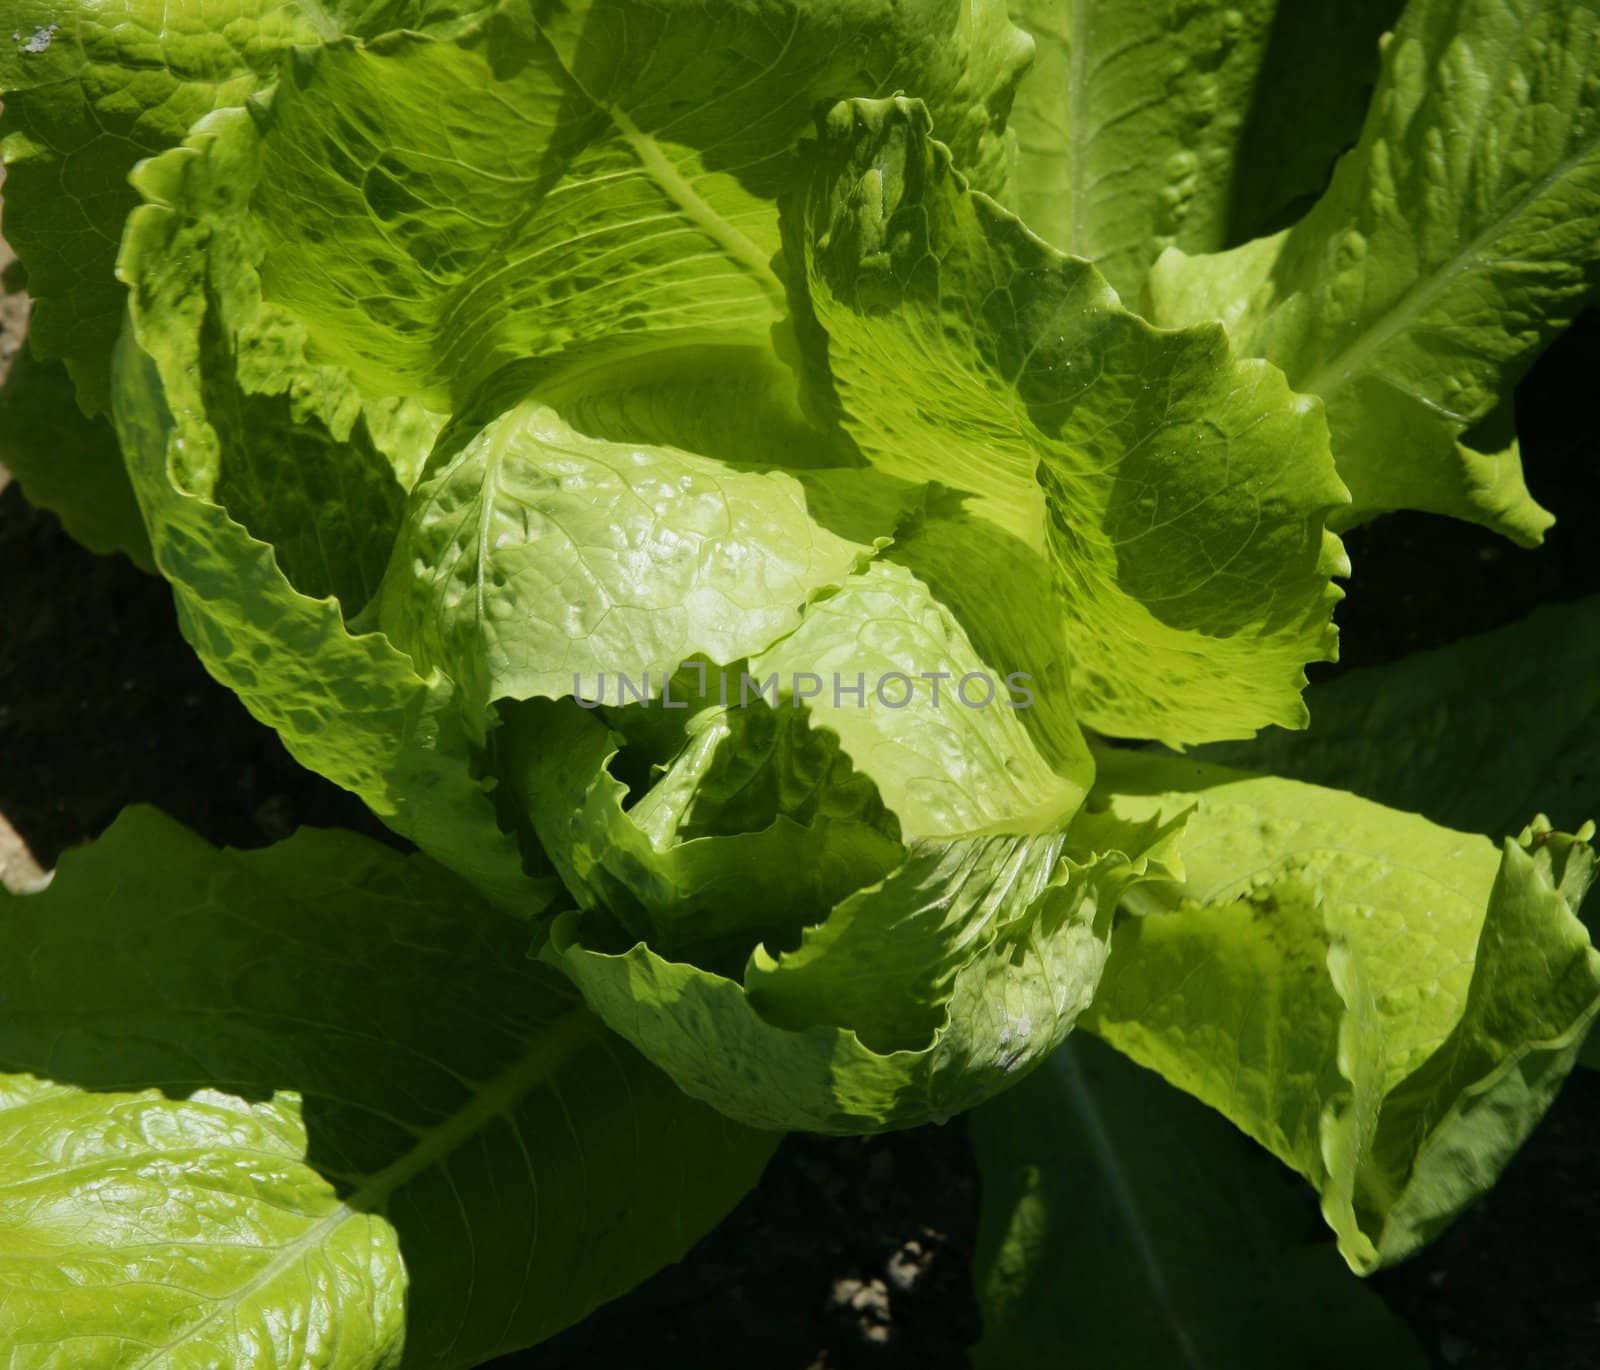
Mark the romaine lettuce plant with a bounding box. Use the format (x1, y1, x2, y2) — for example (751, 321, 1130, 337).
(1, 0, 1597, 1362)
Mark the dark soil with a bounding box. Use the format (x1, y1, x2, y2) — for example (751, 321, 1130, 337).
(0, 484, 401, 861)
(1372, 1078, 1600, 1370)
(2, 206, 1598, 1368)
(531, 1128, 981, 1370)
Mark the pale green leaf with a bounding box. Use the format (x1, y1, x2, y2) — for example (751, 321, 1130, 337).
(499, 695, 905, 961)
(378, 398, 875, 719)
(749, 561, 1090, 837)
(883, 492, 1089, 781)
(1085, 747, 1600, 1271)
(497, 557, 1090, 964)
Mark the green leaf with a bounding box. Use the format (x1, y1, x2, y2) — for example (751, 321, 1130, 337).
(784, 96, 1348, 744)
(0, 807, 777, 1367)
(378, 397, 876, 719)
(1084, 747, 1600, 1272)
(1000, 0, 1402, 298)
(1225, 0, 1406, 243)
(1147, 0, 1600, 544)
(970, 1034, 1427, 1369)
(0, 343, 153, 568)
(180, 0, 1029, 410)
(749, 561, 1090, 836)
(113, 310, 545, 913)
(0, 0, 482, 413)
(883, 492, 1090, 781)
(1002, 0, 1280, 299)
(1199, 596, 1600, 840)
(546, 805, 1180, 1133)
(500, 695, 905, 962)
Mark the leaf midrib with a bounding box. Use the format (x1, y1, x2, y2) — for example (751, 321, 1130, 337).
(126, 1009, 596, 1368)
(532, 21, 786, 311)
(1067, 0, 1091, 257)
(1057, 1041, 1207, 1369)
(1297, 131, 1600, 400)
(606, 103, 786, 307)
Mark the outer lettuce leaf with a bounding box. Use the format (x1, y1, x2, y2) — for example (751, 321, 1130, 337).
(1001, 0, 1402, 299)
(114, 114, 541, 908)
(0, 808, 776, 1367)
(784, 96, 1348, 744)
(1084, 748, 1600, 1272)
(0, 0, 482, 413)
(0, 342, 153, 568)
(1201, 599, 1600, 1073)
(546, 806, 1181, 1133)
(1148, 0, 1600, 543)
(970, 1035, 1426, 1369)
(1002, 0, 1279, 299)
(1224, 0, 1405, 243)
(1200, 596, 1600, 840)
(197, 0, 1030, 409)
(114, 245, 543, 910)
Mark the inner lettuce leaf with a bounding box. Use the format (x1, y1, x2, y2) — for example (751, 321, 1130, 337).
(495, 555, 1089, 959)
(501, 557, 1112, 1111)
(1146, 0, 1600, 543)
(1082, 747, 1600, 1273)
(748, 561, 1089, 837)
(546, 805, 1184, 1132)
(498, 694, 907, 964)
